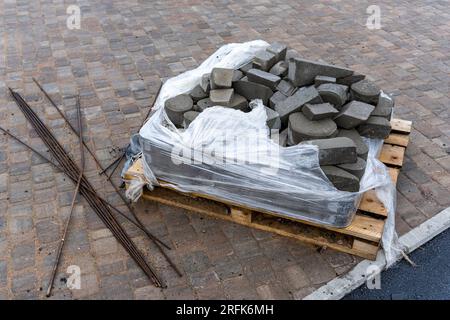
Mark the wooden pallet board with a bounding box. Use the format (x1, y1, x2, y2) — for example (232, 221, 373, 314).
(125, 119, 411, 260)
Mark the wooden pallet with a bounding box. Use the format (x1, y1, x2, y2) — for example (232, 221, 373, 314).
(125, 119, 412, 260)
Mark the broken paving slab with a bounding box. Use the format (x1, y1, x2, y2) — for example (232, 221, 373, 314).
(321, 166, 360, 192)
(285, 49, 300, 62)
(269, 61, 288, 77)
(247, 68, 281, 91)
(266, 42, 287, 62)
(189, 84, 208, 102)
(302, 102, 339, 121)
(371, 93, 394, 119)
(210, 88, 234, 107)
(210, 68, 234, 89)
(228, 93, 249, 111)
(317, 83, 349, 109)
(269, 91, 288, 109)
(276, 79, 296, 96)
(336, 73, 365, 86)
(164, 94, 194, 126)
(334, 100, 375, 129)
(275, 85, 322, 127)
(253, 50, 276, 71)
(288, 112, 337, 144)
(301, 137, 357, 165)
(233, 80, 273, 105)
(265, 107, 281, 129)
(337, 157, 367, 180)
(288, 58, 354, 87)
(239, 61, 253, 74)
(350, 79, 380, 104)
(196, 98, 213, 112)
(183, 111, 200, 128)
(314, 75, 336, 86)
(337, 128, 369, 160)
(232, 70, 244, 82)
(357, 116, 392, 139)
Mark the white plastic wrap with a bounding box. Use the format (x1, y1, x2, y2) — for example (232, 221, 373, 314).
(124, 40, 401, 263)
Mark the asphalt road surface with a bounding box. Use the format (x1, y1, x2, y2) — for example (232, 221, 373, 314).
(345, 228, 450, 300)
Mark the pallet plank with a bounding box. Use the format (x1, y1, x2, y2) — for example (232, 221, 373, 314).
(379, 144, 405, 167)
(351, 239, 380, 259)
(385, 133, 409, 147)
(338, 214, 384, 242)
(389, 167, 400, 185)
(359, 190, 387, 217)
(391, 119, 412, 133)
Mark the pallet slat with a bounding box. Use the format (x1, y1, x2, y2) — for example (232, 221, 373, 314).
(379, 144, 405, 167)
(391, 119, 412, 133)
(385, 133, 409, 147)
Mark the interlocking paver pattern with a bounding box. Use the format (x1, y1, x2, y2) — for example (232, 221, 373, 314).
(0, 0, 449, 299)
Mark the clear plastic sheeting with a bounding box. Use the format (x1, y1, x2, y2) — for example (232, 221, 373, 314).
(124, 40, 401, 264)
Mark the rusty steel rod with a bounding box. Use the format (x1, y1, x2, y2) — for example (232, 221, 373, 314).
(9, 89, 164, 287)
(98, 154, 123, 175)
(0, 126, 168, 239)
(32, 77, 105, 171)
(32, 80, 181, 276)
(100, 81, 163, 176)
(12, 89, 163, 287)
(46, 95, 85, 297)
(32, 79, 172, 250)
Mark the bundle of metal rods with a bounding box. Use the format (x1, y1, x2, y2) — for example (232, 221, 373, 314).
(8, 88, 164, 287)
(31, 78, 181, 278)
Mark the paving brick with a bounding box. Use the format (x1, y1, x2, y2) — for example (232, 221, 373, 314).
(11, 273, 37, 297)
(210, 68, 233, 89)
(247, 69, 281, 91)
(334, 101, 375, 129)
(0, 260, 7, 287)
(223, 276, 259, 300)
(297, 253, 337, 285)
(134, 285, 164, 300)
(11, 242, 35, 270)
(321, 166, 360, 192)
(288, 112, 337, 144)
(256, 282, 291, 300)
(280, 265, 311, 291)
(275, 86, 322, 127)
(181, 251, 211, 274)
(163, 284, 195, 299)
(350, 79, 381, 104)
(288, 58, 353, 87)
(302, 103, 339, 121)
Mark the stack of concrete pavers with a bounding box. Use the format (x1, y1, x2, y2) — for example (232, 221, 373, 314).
(164, 42, 395, 192)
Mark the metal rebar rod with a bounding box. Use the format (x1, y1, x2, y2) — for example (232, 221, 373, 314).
(105, 151, 125, 181)
(100, 81, 163, 176)
(32, 80, 172, 249)
(46, 95, 85, 297)
(32, 77, 107, 171)
(9, 89, 163, 287)
(98, 154, 122, 175)
(0, 126, 168, 241)
(31, 81, 181, 276)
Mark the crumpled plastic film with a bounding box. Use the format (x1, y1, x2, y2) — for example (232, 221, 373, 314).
(123, 40, 401, 264)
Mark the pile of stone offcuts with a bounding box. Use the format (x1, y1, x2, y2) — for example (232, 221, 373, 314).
(164, 43, 394, 192)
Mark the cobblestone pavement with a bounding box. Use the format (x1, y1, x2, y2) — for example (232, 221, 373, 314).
(0, 0, 449, 300)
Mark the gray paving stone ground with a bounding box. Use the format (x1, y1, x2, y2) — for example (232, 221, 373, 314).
(0, 0, 449, 300)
